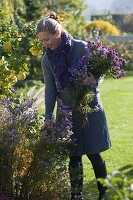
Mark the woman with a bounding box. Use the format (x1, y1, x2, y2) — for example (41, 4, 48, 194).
(36, 11, 111, 200)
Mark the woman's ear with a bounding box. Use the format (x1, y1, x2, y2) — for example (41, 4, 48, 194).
(55, 29, 61, 38)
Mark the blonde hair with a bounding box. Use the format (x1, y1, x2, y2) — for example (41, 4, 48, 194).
(36, 11, 62, 34)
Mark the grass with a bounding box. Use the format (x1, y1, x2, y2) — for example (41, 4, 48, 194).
(82, 75, 133, 200)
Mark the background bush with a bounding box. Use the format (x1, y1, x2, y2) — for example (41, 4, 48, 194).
(85, 20, 120, 35)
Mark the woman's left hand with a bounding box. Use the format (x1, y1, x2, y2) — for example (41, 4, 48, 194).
(84, 72, 96, 86)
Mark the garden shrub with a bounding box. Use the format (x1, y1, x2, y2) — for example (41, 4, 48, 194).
(99, 171, 133, 200)
(0, 93, 40, 196)
(19, 140, 73, 200)
(0, 93, 75, 199)
(102, 39, 133, 72)
(109, 42, 133, 71)
(85, 20, 120, 35)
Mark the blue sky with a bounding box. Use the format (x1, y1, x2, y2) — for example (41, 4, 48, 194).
(84, 0, 133, 20)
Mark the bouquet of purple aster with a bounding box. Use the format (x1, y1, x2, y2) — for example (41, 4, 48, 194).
(68, 29, 126, 122)
(68, 56, 94, 123)
(86, 39, 126, 79)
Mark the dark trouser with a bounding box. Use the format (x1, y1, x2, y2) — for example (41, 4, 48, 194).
(69, 153, 107, 199)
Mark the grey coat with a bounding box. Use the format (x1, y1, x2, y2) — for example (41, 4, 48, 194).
(41, 39, 111, 156)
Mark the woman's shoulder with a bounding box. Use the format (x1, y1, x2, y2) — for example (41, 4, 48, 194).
(71, 39, 87, 57)
(42, 53, 47, 62)
(41, 53, 55, 74)
(41, 53, 50, 67)
(73, 39, 87, 49)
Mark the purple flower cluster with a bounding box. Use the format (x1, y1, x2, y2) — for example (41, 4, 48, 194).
(41, 99, 73, 143)
(0, 189, 15, 200)
(69, 28, 126, 82)
(68, 55, 89, 82)
(0, 96, 39, 148)
(87, 39, 126, 79)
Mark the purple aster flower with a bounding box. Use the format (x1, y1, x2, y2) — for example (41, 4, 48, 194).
(8, 128, 17, 138)
(99, 48, 107, 55)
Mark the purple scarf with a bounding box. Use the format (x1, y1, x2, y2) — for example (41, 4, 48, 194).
(46, 31, 73, 90)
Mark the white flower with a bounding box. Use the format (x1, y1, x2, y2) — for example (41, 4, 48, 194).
(130, 183, 133, 191)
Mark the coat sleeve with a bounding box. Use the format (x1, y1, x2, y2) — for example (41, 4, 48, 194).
(41, 55, 57, 118)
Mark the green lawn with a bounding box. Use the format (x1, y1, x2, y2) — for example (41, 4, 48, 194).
(82, 75, 133, 200)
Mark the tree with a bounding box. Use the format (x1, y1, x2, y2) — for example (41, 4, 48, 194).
(0, 0, 87, 94)
(41, 0, 87, 39)
(0, 0, 14, 21)
(24, 0, 42, 21)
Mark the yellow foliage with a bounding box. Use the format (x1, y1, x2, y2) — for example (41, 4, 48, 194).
(58, 10, 69, 27)
(3, 41, 12, 52)
(85, 20, 120, 35)
(1, 81, 9, 88)
(42, 9, 69, 28)
(17, 71, 26, 81)
(0, 0, 14, 21)
(29, 47, 42, 56)
(14, 145, 33, 176)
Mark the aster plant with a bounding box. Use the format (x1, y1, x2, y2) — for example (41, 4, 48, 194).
(40, 99, 75, 165)
(0, 93, 40, 198)
(19, 99, 75, 200)
(41, 99, 73, 144)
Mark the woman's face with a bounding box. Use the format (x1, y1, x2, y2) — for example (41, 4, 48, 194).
(37, 30, 61, 50)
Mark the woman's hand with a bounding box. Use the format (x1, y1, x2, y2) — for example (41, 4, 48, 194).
(84, 72, 96, 86)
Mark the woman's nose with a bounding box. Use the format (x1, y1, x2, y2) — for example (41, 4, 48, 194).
(43, 41, 49, 48)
